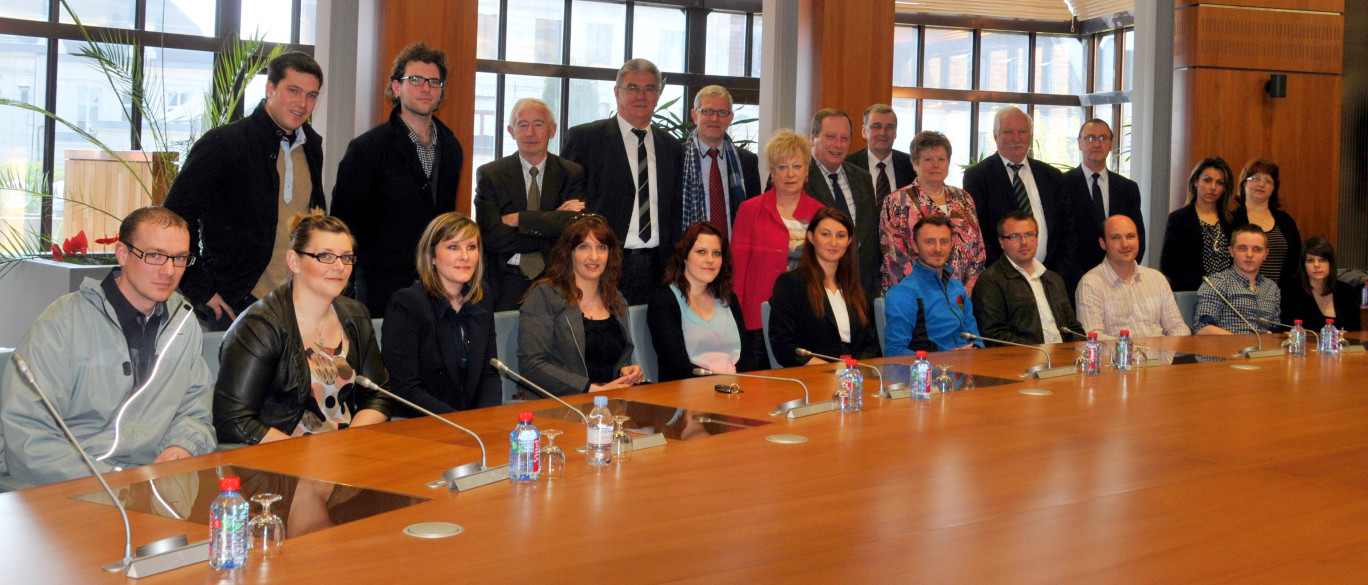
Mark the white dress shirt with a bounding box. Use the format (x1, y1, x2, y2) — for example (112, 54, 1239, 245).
(1008, 258, 1062, 343)
(1080, 165, 1110, 216)
(817, 158, 857, 224)
(617, 115, 659, 249)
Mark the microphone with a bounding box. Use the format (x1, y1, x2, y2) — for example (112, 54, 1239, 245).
(960, 332, 1076, 378)
(1201, 276, 1283, 358)
(488, 359, 588, 423)
(1256, 317, 1318, 342)
(795, 348, 907, 399)
(353, 375, 507, 491)
(1059, 326, 1105, 341)
(692, 367, 830, 418)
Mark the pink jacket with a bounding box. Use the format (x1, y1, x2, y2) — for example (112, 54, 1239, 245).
(731, 188, 826, 330)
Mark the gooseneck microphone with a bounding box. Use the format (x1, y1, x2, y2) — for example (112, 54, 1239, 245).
(692, 367, 825, 417)
(795, 348, 905, 398)
(960, 332, 1077, 378)
(1201, 276, 1282, 358)
(354, 375, 508, 491)
(1256, 317, 1318, 342)
(489, 359, 588, 423)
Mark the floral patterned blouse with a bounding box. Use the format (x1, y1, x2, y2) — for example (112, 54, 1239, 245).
(879, 179, 987, 295)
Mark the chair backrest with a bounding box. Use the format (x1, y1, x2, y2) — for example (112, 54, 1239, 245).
(873, 297, 887, 353)
(201, 331, 225, 381)
(628, 305, 658, 383)
(493, 310, 521, 403)
(1173, 290, 1198, 330)
(760, 302, 781, 369)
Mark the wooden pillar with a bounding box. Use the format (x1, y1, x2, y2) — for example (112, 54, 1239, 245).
(1170, 0, 1343, 245)
(800, 0, 895, 149)
(375, 0, 478, 213)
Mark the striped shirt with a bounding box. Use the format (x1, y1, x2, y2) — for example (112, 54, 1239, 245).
(1257, 225, 1287, 285)
(1193, 268, 1281, 334)
(1076, 260, 1191, 337)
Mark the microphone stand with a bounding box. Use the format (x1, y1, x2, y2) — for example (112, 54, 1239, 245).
(1058, 326, 1156, 366)
(1201, 276, 1285, 358)
(692, 367, 832, 418)
(795, 348, 908, 399)
(490, 359, 666, 450)
(354, 376, 508, 491)
(960, 332, 1077, 378)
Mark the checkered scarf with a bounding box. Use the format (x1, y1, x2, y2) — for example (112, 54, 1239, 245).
(681, 131, 748, 230)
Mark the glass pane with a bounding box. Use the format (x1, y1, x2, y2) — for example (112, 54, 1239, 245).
(472, 72, 497, 206)
(1119, 101, 1133, 176)
(240, 0, 293, 43)
(506, 0, 565, 65)
(1123, 29, 1134, 91)
(1033, 105, 1086, 169)
(920, 100, 970, 186)
(140, 48, 214, 161)
(566, 78, 615, 128)
(922, 28, 972, 91)
(0, 35, 48, 244)
(1095, 32, 1116, 92)
(300, 0, 317, 44)
(501, 75, 563, 158)
(730, 103, 759, 153)
(477, 0, 501, 60)
(54, 42, 134, 241)
(976, 102, 1027, 162)
(147, 0, 217, 37)
(655, 83, 685, 139)
(705, 11, 748, 77)
(58, 0, 134, 28)
(751, 14, 763, 78)
(893, 25, 919, 87)
(979, 32, 1028, 92)
(244, 73, 268, 117)
(1034, 35, 1084, 95)
(632, 5, 686, 73)
(891, 98, 917, 142)
(0, 0, 47, 20)
(570, 1, 625, 68)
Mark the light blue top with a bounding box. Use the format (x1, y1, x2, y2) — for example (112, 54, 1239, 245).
(672, 284, 742, 372)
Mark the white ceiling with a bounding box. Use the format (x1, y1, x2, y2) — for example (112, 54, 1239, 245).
(895, 0, 1133, 21)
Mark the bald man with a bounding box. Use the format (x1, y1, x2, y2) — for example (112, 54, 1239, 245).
(1075, 215, 1189, 337)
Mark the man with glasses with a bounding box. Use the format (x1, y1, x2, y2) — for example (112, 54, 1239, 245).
(166, 52, 327, 331)
(562, 58, 684, 304)
(332, 43, 464, 317)
(846, 104, 916, 205)
(0, 207, 216, 487)
(971, 210, 1083, 345)
(1061, 118, 1144, 296)
(678, 85, 760, 239)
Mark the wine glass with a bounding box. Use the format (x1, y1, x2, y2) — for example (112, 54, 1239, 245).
(248, 493, 284, 556)
(934, 364, 955, 393)
(611, 415, 633, 463)
(540, 429, 565, 480)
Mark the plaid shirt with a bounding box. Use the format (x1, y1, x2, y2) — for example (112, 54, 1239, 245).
(403, 118, 438, 177)
(1193, 268, 1281, 334)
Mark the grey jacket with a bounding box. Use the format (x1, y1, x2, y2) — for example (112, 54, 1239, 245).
(517, 283, 634, 396)
(0, 277, 215, 486)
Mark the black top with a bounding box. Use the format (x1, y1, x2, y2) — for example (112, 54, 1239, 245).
(583, 314, 627, 387)
(646, 286, 756, 382)
(1282, 279, 1361, 332)
(970, 256, 1084, 345)
(380, 282, 502, 417)
(99, 269, 166, 386)
(767, 270, 881, 368)
(962, 153, 1072, 276)
(1059, 166, 1145, 293)
(1161, 204, 1231, 291)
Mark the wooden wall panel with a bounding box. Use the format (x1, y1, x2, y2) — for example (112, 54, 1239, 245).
(1174, 5, 1342, 73)
(805, 0, 896, 149)
(1176, 0, 1342, 11)
(376, 0, 477, 213)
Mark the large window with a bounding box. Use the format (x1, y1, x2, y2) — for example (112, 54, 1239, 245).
(0, 0, 315, 240)
(476, 0, 762, 200)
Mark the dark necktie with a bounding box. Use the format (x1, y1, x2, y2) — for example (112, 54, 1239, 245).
(1091, 172, 1106, 225)
(1008, 162, 1031, 215)
(707, 148, 728, 237)
(521, 167, 544, 278)
(875, 161, 891, 205)
(829, 172, 853, 222)
(632, 128, 651, 242)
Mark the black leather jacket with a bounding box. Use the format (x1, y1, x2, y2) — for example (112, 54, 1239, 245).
(213, 280, 391, 444)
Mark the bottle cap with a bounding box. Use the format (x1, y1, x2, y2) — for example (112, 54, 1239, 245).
(916, 350, 927, 358)
(593, 395, 608, 406)
(1088, 332, 1098, 339)
(844, 358, 858, 367)
(1327, 318, 1335, 324)
(1294, 319, 1302, 325)
(518, 411, 533, 422)
(220, 476, 240, 492)
(1119, 329, 1129, 337)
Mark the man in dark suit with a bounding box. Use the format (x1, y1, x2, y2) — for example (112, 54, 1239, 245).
(332, 43, 463, 317)
(845, 103, 915, 206)
(806, 108, 880, 299)
(1061, 118, 1145, 295)
(561, 58, 683, 305)
(473, 98, 587, 311)
(962, 106, 1072, 280)
(679, 85, 761, 241)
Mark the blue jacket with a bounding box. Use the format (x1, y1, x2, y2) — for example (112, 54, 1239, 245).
(884, 262, 983, 355)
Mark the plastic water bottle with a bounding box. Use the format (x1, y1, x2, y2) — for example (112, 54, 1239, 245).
(586, 395, 613, 466)
(1288, 320, 1307, 356)
(834, 356, 863, 411)
(1320, 319, 1340, 355)
(1113, 329, 1134, 371)
(1080, 333, 1102, 375)
(209, 476, 249, 570)
(911, 351, 932, 399)
(509, 411, 541, 482)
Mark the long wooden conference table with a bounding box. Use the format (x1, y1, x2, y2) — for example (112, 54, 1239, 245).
(5, 333, 1368, 584)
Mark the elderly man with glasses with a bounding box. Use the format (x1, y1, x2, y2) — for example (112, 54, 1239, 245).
(0, 207, 217, 488)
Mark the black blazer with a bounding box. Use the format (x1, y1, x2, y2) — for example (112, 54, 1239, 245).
(561, 117, 684, 260)
(472, 153, 587, 271)
(1161, 204, 1229, 292)
(805, 160, 881, 299)
(646, 286, 756, 382)
(963, 153, 1071, 274)
(1062, 166, 1146, 283)
(845, 148, 917, 194)
(971, 257, 1084, 345)
(331, 108, 464, 315)
(381, 283, 502, 417)
(1228, 206, 1302, 289)
(767, 270, 880, 368)
(1282, 280, 1361, 332)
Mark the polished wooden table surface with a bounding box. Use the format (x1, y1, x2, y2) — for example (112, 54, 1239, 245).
(6, 334, 1368, 584)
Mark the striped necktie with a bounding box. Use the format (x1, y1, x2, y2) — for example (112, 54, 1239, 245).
(1008, 162, 1031, 215)
(632, 128, 651, 242)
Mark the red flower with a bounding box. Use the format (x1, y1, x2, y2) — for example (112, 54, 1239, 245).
(95, 235, 118, 245)
(61, 231, 89, 257)
(956, 294, 964, 310)
(50, 243, 63, 262)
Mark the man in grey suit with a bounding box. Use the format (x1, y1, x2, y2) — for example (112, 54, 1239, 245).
(1061, 118, 1145, 296)
(474, 98, 587, 311)
(806, 108, 880, 299)
(845, 103, 916, 206)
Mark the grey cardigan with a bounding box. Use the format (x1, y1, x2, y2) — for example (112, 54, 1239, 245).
(516, 283, 635, 396)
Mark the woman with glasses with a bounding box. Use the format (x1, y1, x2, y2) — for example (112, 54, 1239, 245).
(1228, 158, 1301, 287)
(1283, 236, 1359, 332)
(214, 210, 391, 444)
(381, 212, 502, 415)
(1160, 157, 1235, 291)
